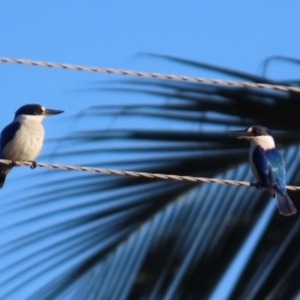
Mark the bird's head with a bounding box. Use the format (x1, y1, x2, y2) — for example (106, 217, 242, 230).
(14, 104, 64, 122)
(228, 125, 275, 149)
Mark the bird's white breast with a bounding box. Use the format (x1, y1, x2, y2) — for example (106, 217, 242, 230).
(249, 135, 275, 150)
(2, 115, 45, 161)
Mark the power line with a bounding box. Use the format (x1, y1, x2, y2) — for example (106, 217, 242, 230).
(1, 56, 300, 93)
(1, 159, 299, 192)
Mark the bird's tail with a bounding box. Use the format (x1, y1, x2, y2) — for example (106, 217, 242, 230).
(0, 173, 7, 189)
(0, 165, 11, 189)
(275, 186, 297, 216)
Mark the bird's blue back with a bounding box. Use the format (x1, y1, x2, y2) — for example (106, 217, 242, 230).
(252, 146, 286, 190)
(0, 122, 21, 157)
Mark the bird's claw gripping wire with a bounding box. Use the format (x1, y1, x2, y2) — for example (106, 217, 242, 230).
(251, 182, 264, 189)
(30, 161, 37, 169)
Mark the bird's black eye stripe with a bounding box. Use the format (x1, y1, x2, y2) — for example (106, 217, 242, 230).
(252, 127, 261, 135)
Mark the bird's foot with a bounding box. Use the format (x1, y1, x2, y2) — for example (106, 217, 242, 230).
(11, 160, 17, 166)
(251, 182, 264, 189)
(30, 161, 37, 169)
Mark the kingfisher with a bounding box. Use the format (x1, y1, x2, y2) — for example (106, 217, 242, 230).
(229, 125, 296, 216)
(0, 104, 64, 188)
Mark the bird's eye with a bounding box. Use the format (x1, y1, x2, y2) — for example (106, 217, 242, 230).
(37, 108, 43, 113)
(253, 128, 259, 135)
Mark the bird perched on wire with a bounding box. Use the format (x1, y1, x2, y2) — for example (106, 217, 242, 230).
(229, 125, 296, 216)
(0, 104, 64, 188)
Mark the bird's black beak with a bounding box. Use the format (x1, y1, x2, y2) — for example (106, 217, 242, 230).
(45, 108, 64, 116)
(227, 130, 253, 139)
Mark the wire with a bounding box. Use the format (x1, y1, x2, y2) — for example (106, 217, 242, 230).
(1, 56, 299, 190)
(1, 56, 300, 93)
(1, 159, 299, 192)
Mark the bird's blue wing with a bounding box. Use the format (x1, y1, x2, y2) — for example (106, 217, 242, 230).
(252, 146, 286, 189)
(0, 122, 21, 157)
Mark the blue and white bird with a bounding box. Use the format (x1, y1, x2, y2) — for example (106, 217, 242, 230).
(0, 104, 64, 188)
(229, 125, 296, 216)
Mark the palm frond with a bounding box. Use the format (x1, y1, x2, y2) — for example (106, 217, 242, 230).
(1, 55, 300, 299)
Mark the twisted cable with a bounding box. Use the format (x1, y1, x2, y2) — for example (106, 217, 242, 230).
(1, 159, 299, 192)
(1, 56, 300, 93)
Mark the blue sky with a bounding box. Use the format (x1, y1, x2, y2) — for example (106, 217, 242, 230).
(1, 1, 300, 298)
(1, 1, 300, 188)
(1, 1, 300, 117)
